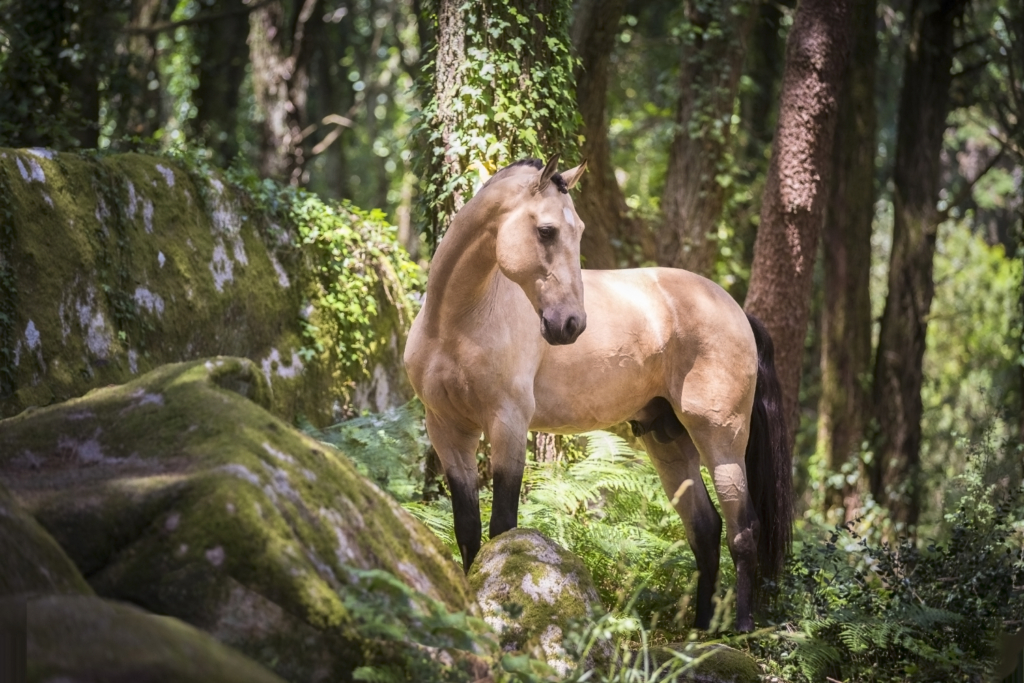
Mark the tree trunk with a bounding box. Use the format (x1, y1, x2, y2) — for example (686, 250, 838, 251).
(249, 0, 324, 183)
(743, 0, 852, 448)
(420, 0, 578, 248)
(570, 0, 631, 270)
(869, 0, 966, 530)
(659, 0, 757, 276)
(116, 0, 165, 140)
(191, 0, 251, 165)
(818, 0, 876, 520)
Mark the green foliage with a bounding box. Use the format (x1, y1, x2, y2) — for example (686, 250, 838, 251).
(223, 161, 423, 383)
(757, 433, 1024, 682)
(309, 400, 430, 502)
(343, 567, 496, 683)
(0, 0, 81, 148)
(921, 220, 1023, 502)
(416, 0, 582, 249)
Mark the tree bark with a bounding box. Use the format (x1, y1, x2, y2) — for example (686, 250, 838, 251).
(421, 0, 578, 248)
(115, 0, 165, 140)
(870, 0, 966, 529)
(743, 0, 852, 449)
(659, 0, 756, 276)
(570, 0, 630, 270)
(249, 0, 325, 183)
(191, 0, 251, 165)
(818, 0, 876, 520)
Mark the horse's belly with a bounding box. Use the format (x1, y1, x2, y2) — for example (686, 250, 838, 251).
(529, 356, 661, 433)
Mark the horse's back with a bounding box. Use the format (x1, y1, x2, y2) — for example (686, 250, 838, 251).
(532, 267, 756, 432)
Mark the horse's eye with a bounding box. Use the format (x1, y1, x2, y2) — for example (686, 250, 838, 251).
(537, 226, 557, 242)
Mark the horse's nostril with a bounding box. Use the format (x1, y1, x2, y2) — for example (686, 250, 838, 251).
(563, 316, 579, 338)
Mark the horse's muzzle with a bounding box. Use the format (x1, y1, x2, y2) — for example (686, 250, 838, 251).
(540, 311, 586, 345)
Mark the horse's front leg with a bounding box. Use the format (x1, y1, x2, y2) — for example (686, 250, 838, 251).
(425, 410, 483, 572)
(486, 408, 530, 539)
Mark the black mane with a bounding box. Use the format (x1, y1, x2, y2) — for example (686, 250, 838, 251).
(485, 158, 568, 193)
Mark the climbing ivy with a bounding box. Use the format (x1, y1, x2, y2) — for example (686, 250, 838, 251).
(416, 0, 582, 251)
(222, 163, 423, 384)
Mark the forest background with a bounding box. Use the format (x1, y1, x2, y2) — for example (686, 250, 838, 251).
(1, 0, 1023, 680)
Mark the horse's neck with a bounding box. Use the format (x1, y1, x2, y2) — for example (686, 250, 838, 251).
(421, 196, 506, 333)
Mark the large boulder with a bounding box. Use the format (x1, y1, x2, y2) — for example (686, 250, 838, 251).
(0, 149, 415, 424)
(468, 528, 606, 676)
(9, 594, 288, 683)
(651, 642, 762, 683)
(0, 480, 92, 597)
(0, 357, 474, 682)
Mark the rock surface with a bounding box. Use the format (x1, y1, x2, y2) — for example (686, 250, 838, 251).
(0, 357, 472, 682)
(651, 642, 762, 683)
(9, 594, 288, 683)
(0, 481, 92, 597)
(468, 528, 606, 676)
(0, 149, 410, 424)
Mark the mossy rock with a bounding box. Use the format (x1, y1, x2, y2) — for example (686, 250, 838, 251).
(0, 480, 92, 597)
(650, 642, 761, 683)
(0, 357, 473, 682)
(7, 594, 287, 683)
(0, 148, 408, 425)
(468, 528, 606, 676)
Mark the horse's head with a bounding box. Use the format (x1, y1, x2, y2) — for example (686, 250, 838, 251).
(494, 155, 589, 345)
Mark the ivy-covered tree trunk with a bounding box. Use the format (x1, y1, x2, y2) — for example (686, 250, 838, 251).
(818, 0, 877, 520)
(743, 0, 852, 448)
(419, 0, 579, 248)
(191, 0, 252, 166)
(570, 0, 632, 269)
(249, 0, 325, 184)
(870, 0, 967, 530)
(659, 0, 756, 276)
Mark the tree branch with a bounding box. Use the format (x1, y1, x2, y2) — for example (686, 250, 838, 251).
(934, 141, 1009, 224)
(122, 0, 274, 35)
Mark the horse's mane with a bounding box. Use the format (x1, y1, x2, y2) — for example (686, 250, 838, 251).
(482, 158, 568, 194)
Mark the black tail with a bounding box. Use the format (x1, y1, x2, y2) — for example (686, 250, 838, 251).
(744, 313, 793, 592)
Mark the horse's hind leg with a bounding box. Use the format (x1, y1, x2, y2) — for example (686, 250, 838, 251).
(687, 420, 759, 632)
(425, 411, 483, 572)
(641, 432, 722, 629)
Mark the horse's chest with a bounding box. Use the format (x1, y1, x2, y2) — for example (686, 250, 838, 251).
(411, 337, 536, 421)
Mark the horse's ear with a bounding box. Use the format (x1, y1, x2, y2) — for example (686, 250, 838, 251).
(535, 154, 561, 193)
(560, 159, 588, 191)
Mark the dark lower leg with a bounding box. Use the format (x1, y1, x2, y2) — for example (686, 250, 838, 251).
(489, 466, 523, 539)
(448, 473, 481, 572)
(728, 516, 759, 632)
(690, 505, 723, 629)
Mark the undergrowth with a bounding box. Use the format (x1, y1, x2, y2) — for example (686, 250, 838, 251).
(307, 404, 1024, 682)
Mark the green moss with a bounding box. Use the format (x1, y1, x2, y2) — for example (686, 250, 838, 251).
(0, 481, 92, 597)
(17, 594, 288, 683)
(0, 148, 417, 426)
(468, 528, 606, 676)
(0, 357, 471, 682)
(651, 643, 761, 683)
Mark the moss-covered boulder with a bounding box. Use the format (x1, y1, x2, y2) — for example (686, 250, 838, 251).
(8, 594, 287, 683)
(0, 481, 92, 597)
(0, 357, 472, 682)
(0, 148, 415, 424)
(468, 528, 606, 676)
(651, 642, 761, 683)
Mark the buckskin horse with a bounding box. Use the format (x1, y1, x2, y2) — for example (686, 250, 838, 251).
(404, 156, 792, 631)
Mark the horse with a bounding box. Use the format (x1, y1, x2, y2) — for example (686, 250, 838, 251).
(404, 156, 792, 632)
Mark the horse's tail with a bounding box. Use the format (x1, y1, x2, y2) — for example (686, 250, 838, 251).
(744, 312, 793, 594)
